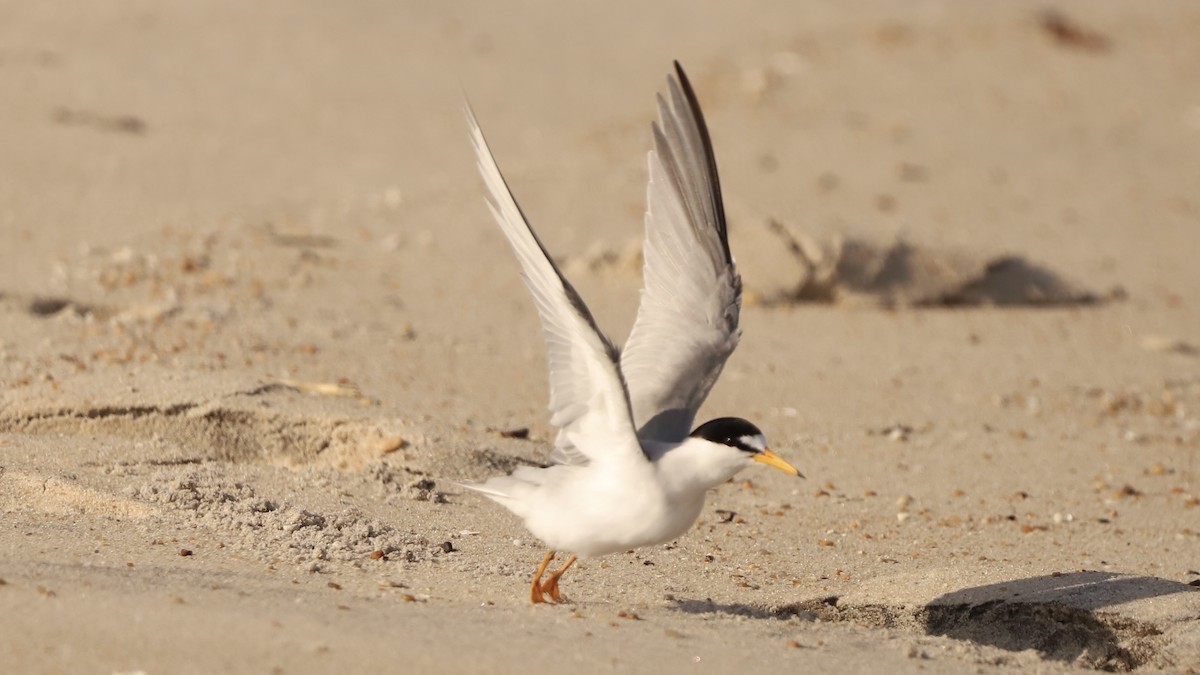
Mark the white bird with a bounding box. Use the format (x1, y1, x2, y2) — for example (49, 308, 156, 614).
(463, 62, 802, 604)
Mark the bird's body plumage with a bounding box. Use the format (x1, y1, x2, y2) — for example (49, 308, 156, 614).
(465, 436, 747, 556)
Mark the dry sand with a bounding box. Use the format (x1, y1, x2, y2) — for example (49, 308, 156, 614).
(2, 1, 1199, 673)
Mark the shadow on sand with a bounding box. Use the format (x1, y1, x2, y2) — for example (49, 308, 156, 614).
(672, 572, 1197, 671)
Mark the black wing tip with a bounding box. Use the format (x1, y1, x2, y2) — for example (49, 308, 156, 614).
(672, 60, 688, 83)
(665, 60, 732, 267)
(669, 61, 698, 114)
(670, 61, 700, 108)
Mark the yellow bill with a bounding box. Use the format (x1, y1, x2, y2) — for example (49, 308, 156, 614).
(753, 449, 804, 478)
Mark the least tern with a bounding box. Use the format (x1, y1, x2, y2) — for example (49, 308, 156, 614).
(463, 62, 802, 604)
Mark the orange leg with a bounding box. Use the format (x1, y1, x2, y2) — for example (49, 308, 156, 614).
(538, 554, 577, 603)
(530, 550, 557, 604)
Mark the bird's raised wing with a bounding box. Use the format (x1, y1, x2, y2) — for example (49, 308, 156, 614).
(619, 62, 742, 444)
(466, 103, 645, 466)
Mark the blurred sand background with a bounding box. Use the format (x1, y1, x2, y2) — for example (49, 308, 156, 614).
(1, 1, 1199, 672)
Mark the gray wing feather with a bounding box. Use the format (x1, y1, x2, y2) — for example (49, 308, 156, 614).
(465, 102, 645, 466)
(620, 62, 742, 444)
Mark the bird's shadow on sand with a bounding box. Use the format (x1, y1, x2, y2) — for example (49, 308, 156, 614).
(671, 572, 1197, 670)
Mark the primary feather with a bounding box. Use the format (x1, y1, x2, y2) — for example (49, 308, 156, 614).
(621, 62, 742, 446)
(464, 103, 645, 467)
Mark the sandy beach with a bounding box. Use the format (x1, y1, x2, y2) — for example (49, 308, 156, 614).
(2, 1, 1199, 672)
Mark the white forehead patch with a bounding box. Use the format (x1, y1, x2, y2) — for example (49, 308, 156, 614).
(739, 434, 766, 452)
